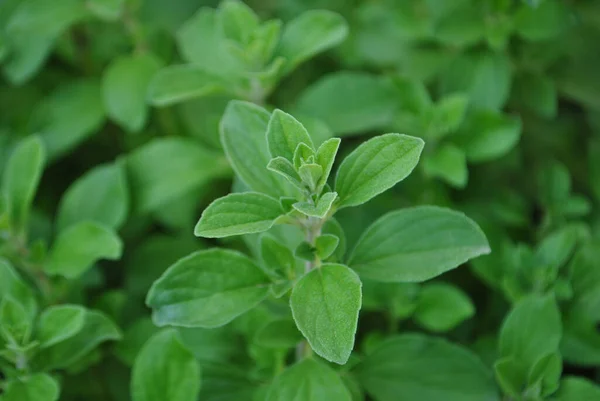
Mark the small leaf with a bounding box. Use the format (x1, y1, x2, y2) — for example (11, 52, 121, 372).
(36, 304, 85, 348)
(267, 109, 314, 161)
(195, 192, 283, 238)
(260, 234, 295, 278)
(293, 191, 337, 218)
(103, 53, 161, 132)
(267, 157, 304, 190)
(315, 234, 340, 260)
(414, 283, 475, 332)
(315, 137, 341, 192)
(293, 142, 316, 170)
(294, 242, 315, 262)
(297, 163, 323, 192)
(254, 319, 302, 348)
(555, 377, 600, 401)
(45, 221, 123, 279)
(290, 263, 362, 364)
(431, 93, 469, 138)
(148, 65, 227, 106)
(2, 373, 59, 401)
(87, 0, 125, 21)
(219, 0, 259, 44)
(131, 329, 200, 401)
(335, 134, 424, 208)
(0, 297, 31, 344)
(147, 249, 271, 328)
(0, 260, 37, 320)
(423, 144, 468, 188)
(277, 10, 348, 75)
(348, 206, 490, 282)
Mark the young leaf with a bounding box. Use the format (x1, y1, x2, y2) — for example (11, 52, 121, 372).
(147, 249, 271, 328)
(194, 192, 283, 238)
(348, 206, 490, 282)
(147, 65, 227, 106)
(260, 234, 296, 278)
(45, 221, 123, 279)
(267, 157, 304, 190)
(0, 297, 31, 344)
(102, 53, 161, 132)
(555, 377, 600, 401)
(277, 10, 348, 75)
(335, 134, 424, 208)
(293, 142, 316, 170)
(315, 137, 341, 191)
(36, 304, 85, 348)
(2, 136, 45, 233)
(254, 319, 302, 348)
(414, 283, 475, 332)
(0, 260, 37, 319)
(422, 144, 468, 188)
(2, 373, 59, 401)
(131, 329, 200, 401)
(293, 191, 337, 218)
(297, 163, 323, 191)
(315, 234, 339, 260)
(357, 334, 500, 401)
(290, 263, 362, 364)
(219, 0, 259, 44)
(56, 162, 128, 231)
(267, 109, 314, 161)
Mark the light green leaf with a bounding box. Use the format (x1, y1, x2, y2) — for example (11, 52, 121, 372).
(430, 93, 469, 138)
(0, 297, 31, 344)
(267, 157, 304, 190)
(147, 249, 271, 328)
(297, 163, 323, 192)
(56, 162, 128, 231)
(221, 101, 292, 196)
(293, 142, 316, 170)
(87, 0, 124, 21)
(0, 260, 37, 320)
(2, 136, 45, 233)
(36, 304, 85, 348)
(254, 319, 302, 348)
(103, 53, 161, 132)
(3, 373, 59, 401)
(277, 10, 348, 75)
(267, 109, 314, 161)
(348, 206, 490, 282)
(45, 221, 123, 279)
(514, 0, 570, 41)
(335, 134, 424, 208)
(555, 377, 600, 401)
(357, 334, 500, 401)
(414, 283, 475, 332)
(219, 0, 259, 44)
(194, 192, 283, 238)
(423, 144, 468, 188)
(293, 191, 337, 218)
(315, 137, 341, 191)
(315, 234, 340, 260)
(295, 72, 398, 136)
(266, 358, 351, 401)
(148, 65, 228, 106)
(131, 329, 200, 401)
(126, 137, 230, 213)
(290, 263, 361, 364)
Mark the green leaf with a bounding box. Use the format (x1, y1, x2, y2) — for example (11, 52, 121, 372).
(254, 318, 302, 348)
(430, 93, 469, 138)
(33, 309, 121, 370)
(335, 134, 424, 208)
(315, 234, 340, 260)
(297, 163, 323, 192)
(267, 157, 304, 190)
(147, 249, 271, 328)
(36, 304, 85, 348)
(295, 72, 398, 137)
(87, 0, 124, 21)
(219, 0, 259, 45)
(527, 351, 561, 397)
(357, 334, 500, 401)
(131, 329, 200, 401)
(260, 234, 295, 278)
(126, 137, 230, 212)
(45, 221, 123, 279)
(293, 142, 316, 170)
(499, 294, 562, 370)
(266, 358, 352, 401)
(194, 192, 283, 238)
(147, 65, 227, 106)
(423, 144, 468, 188)
(2, 136, 45, 233)
(514, 0, 570, 41)
(555, 377, 600, 401)
(2, 373, 59, 401)
(103, 53, 161, 132)
(435, 4, 485, 47)
(267, 109, 314, 161)
(277, 10, 348, 75)
(315, 137, 341, 192)
(512, 72, 557, 118)
(0, 260, 37, 320)
(290, 263, 361, 364)
(348, 206, 490, 282)
(56, 162, 128, 231)
(221, 101, 291, 197)
(414, 283, 475, 332)
(293, 191, 337, 218)
(494, 357, 525, 398)
(0, 297, 31, 344)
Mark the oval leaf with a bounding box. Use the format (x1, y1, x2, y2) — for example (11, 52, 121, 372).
(3, 373, 59, 401)
(148, 65, 227, 106)
(267, 109, 314, 161)
(36, 304, 85, 348)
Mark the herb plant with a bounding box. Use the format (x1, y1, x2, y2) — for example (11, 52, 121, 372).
(1, 0, 600, 401)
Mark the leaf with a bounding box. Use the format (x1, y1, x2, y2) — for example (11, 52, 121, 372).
(260, 234, 296, 278)
(277, 10, 348, 75)
(423, 144, 468, 188)
(2, 136, 45, 233)
(435, 4, 485, 47)
(555, 377, 600, 401)
(221, 101, 292, 197)
(126, 137, 230, 213)
(148, 65, 227, 106)
(2, 373, 59, 401)
(315, 137, 341, 191)
(297, 163, 323, 191)
(56, 162, 128, 231)
(45, 221, 123, 279)
(293, 191, 337, 218)
(0, 260, 37, 320)
(295, 72, 399, 137)
(334, 134, 424, 208)
(219, 0, 259, 44)
(87, 0, 124, 21)
(254, 319, 303, 348)
(194, 192, 283, 238)
(103, 53, 161, 132)
(348, 206, 490, 282)
(131, 329, 200, 401)
(414, 283, 475, 332)
(267, 109, 314, 161)
(315, 234, 340, 260)
(147, 249, 271, 328)
(267, 157, 304, 190)
(290, 263, 361, 364)
(36, 304, 85, 348)
(512, 72, 557, 118)
(33, 309, 121, 370)
(357, 334, 500, 401)
(0, 297, 31, 344)
(514, 0, 570, 41)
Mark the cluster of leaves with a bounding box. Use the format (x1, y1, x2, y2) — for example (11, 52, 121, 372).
(1, 0, 600, 401)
